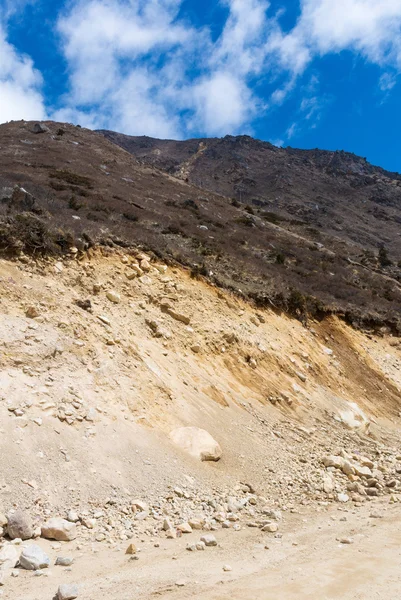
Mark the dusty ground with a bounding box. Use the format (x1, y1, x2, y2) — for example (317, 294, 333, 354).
(7, 499, 401, 600)
(0, 248, 400, 599)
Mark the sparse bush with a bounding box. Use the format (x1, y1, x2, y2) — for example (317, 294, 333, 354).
(122, 212, 139, 222)
(69, 196, 85, 211)
(50, 169, 93, 189)
(378, 245, 392, 267)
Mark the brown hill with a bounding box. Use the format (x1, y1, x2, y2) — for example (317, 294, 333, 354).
(0, 120, 400, 332)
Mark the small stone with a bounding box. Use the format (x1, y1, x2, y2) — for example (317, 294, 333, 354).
(261, 523, 278, 533)
(175, 580, 186, 587)
(200, 534, 217, 547)
(177, 523, 192, 534)
(223, 565, 232, 572)
(337, 493, 349, 503)
(66, 511, 79, 523)
(57, 584, 79, 600)
(132, 501, 148, 512)
(106, 291, 121, 304)
(25, 306, 41, 319)
(338, 537, 354, 545)
(125, 544, 137, 555)
(55, 557, 74, 567)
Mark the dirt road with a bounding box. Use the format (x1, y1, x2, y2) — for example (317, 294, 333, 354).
(9, 499, 401, 600)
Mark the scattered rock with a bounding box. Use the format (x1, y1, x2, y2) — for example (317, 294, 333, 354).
(25, 306, 41, 319)
(32, 123, 49, 134)
(55, 557, 74, 566)
(177, 522, 192, 534)
(57, 584, 79, 600)
(7, 511, 33, 541)
(106, 290, 121, 304)
(19, 545, 50, 570)
(41, 518, 77, 542)
(125, 543, 137, 555)
(200, 534, 217, 547)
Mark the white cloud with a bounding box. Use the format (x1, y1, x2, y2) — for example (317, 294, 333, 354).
(379, 72, 397, 92)
(0, 25, 46, 123)
(2, 0, 401, 136)
(190, 72, 255, 136)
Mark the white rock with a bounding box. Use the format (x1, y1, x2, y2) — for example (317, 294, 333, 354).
(169, 427, 222, 462)
(106, 291, 121, 304)
(57, 584, 79, 600)
(200, 534, 217, 547)
(19, 545, 50, 570)
(41, 518, 77, 542)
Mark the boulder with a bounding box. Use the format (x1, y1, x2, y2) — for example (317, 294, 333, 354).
(170, 427, 222, 462)
(41, 518, 77, 541)
(19, 545, 50, 570)
(7, 510, 33, 540)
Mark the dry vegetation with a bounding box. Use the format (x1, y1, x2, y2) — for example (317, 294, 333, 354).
(0, 120, 400, 333)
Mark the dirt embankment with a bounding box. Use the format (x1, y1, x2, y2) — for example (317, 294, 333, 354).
(0, 248, 400, 599)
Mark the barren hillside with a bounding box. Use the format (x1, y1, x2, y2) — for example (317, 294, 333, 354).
(0, 121, 401, 599)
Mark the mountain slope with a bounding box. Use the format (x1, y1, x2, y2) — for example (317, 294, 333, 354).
(99, 131, 401, 257)
(0, 120, 400, 332)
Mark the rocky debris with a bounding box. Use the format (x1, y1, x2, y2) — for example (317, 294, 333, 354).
(19, 545, 50, 570)
(7, 510, 33, 540)
(170, 427, 222, 462)
(57, 584, 79, 600)
(41, 518, 77, 542)
(145, 318, 171, 339)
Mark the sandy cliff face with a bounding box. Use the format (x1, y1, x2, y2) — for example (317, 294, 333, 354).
(0, 248, 401, 599)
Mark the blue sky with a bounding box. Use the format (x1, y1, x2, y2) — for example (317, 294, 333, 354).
(1, 0, 401, 171)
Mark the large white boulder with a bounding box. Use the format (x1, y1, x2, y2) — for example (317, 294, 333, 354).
(170, 427, 222, 462)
